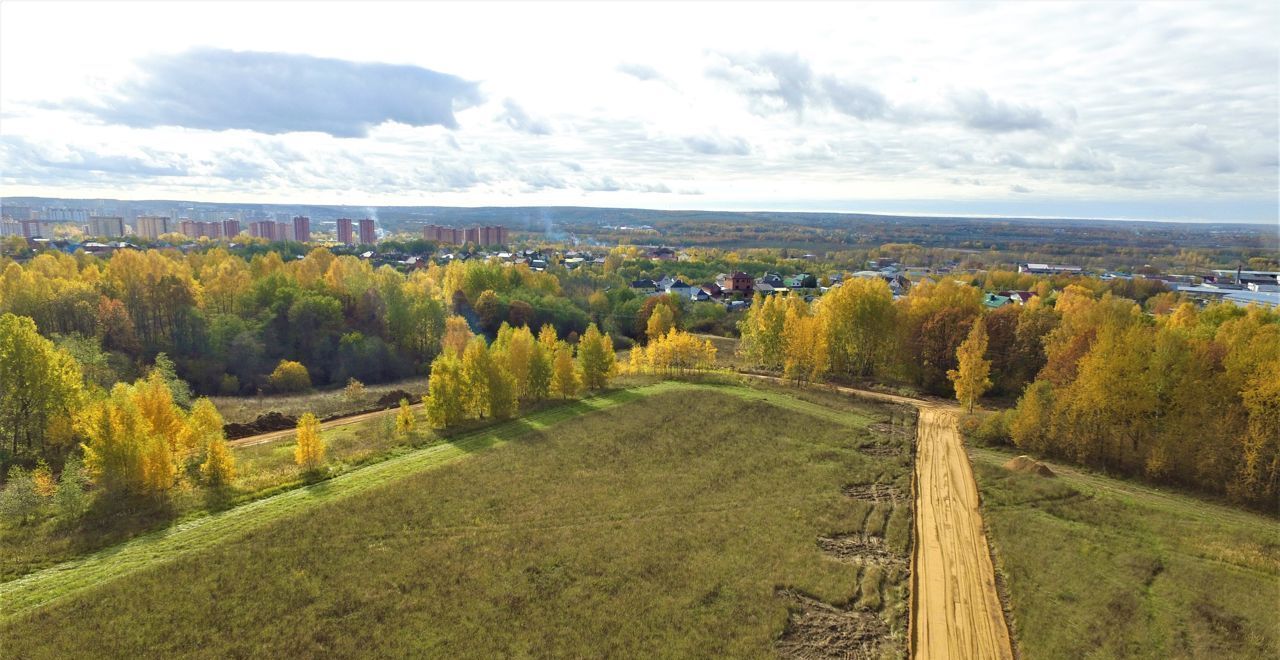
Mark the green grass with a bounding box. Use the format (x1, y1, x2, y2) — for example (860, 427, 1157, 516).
(2, 386, 914, 658)
(209, 376, 430, 424)
(971, 447, 1280, 659)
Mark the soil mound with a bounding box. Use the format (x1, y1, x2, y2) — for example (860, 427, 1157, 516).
(1003, 455, 1055, 477)
(224, 411, 297, 440)
(376, 390, 415, 407)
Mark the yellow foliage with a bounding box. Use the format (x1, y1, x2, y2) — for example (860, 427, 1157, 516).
(294, 413, 326, 472)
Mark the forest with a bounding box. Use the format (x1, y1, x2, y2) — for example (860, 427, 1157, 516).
(0, 240, 1276, 510)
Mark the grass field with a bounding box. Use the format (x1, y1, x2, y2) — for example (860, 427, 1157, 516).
(2, 384, 915, 658)
(971, 447, 1280, 659)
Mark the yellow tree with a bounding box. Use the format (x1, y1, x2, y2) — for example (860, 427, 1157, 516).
(577, 323, 616, 390)
(948, 316, 992, 413)
(1237, 358, 1280, 504)
(528, 339, 553, 401)
(424, 354, 466, 428)
(551, 346, 581, 399)
(396, 398, 417, 437)
(646, 303, 675, 341)
(538, 323, 560, 352)
(441, 316, 473, 358)
(294, 413, 326, 472)
(188, 398, 235, 486)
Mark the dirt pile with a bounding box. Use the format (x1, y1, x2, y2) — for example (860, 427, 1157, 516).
(1003, 455, 1056, 477)
(775, 588, 888, 659)
(224, 411, 297, 440)
(376, 390, 416, 407)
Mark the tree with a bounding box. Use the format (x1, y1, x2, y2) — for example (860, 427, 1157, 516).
(0, 466, 42, 524)
(201, 432, 237, 487)
(551, 346, 581, 399)
(294, 412, 325, 472)
(528, 340, 553, 401)
(189, 399, 235, 486)
(1236, 358, 1280, 504)
(55, 453, 89, 516)
(577, 323, 616, 390)
(442, 315, 473, 358)
(396, 398, 417, 437)
(343, 378, 366, 403)
(425, 354, 466, 428)
(948, 317, 993, 413)
(0, 313, 84, 459)
(646, 303, 675, 341)
(269, 360, 312, 393)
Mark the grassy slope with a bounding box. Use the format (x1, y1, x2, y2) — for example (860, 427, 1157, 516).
(2, 385, 913, 658)
(971, 447, 1280, 659)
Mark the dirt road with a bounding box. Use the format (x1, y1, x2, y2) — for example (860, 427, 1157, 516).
(229, 402, 423, 448)
(911, 404, 1013, 660)
(738, 374, 1012, 659)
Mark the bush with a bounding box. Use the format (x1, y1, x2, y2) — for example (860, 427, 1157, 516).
(964, 410, 1014, 446)
(55, 454, 89, 517)
(0, 466, 43, 524)
(219, 374, 241, 396)
(269, 360, 312, 393)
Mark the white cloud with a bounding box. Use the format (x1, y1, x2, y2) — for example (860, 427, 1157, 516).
(0, 1, 1275, 221)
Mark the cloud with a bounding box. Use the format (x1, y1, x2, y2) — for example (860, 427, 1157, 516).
(820, 78, 888, 120)
(683, 134, 752, 155)
(617, 62, 664, 81)
(950, 90, 1053, 133)
(1010, 184, 1033, 193)
(500, 99, 553, 135)
(708, 52, 815, 115)
(68, 48, 482, 137)
(0, 136, 190, 178)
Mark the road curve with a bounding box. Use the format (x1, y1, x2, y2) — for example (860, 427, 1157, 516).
(737, 374, 1013, 659)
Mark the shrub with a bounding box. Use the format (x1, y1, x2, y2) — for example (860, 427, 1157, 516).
(55, 454, 89, 517)
(218, 374, 241, 396)
(0, 466, 43, 524)
(269, 360, 312, 393)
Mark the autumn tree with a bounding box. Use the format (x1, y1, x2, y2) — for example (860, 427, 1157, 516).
(189, 399, 235, 486)
(0, 313, 84, 459)
(396, 398, 417, 437)
(551, 346, 581, 399)
(294, 412, 325, 472)
(646, 302, 676, 342)
(577, 323, 616, 390)
(441, 315, 473, 358)
(424, 354, 466, 428)
(948, 317, 993, 413)
(269, 360, 312, 393)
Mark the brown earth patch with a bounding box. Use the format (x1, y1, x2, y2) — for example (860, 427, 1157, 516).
(1003, 455, 1056, 477)
(224, 411, 297, 440)
(842, 482, 905, 504)
(868, 422, 911, 438)
(818, 534, 906, 566)
(775, 588, 889, 659)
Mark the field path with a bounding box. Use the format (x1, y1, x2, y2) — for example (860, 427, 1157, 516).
(229, 402, 423, 448)
(738, 374, 1013, 659)
(911, 405, 1013, 660)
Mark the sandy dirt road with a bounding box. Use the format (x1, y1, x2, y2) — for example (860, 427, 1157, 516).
(228, 402, 423, 448)
(910, 404, 1013, 660)
(738, 374, 1012, 659)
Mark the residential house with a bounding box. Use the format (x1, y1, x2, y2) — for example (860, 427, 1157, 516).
(983, 293, 1013, 309)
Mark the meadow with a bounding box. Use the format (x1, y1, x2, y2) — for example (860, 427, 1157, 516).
(2, 385, 915, 658)
(971, 447, 1280, 659)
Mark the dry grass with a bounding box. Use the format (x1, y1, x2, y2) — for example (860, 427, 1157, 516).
(209, 377, 430, 424)
(2, 387, 915, 658)
(972, 446, 1280, 659)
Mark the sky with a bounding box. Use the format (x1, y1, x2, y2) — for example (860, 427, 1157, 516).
(1, 1, 1278, 223)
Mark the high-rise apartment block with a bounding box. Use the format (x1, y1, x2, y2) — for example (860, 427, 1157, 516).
(337, 218, 354, 245)
(223, 219, 241, 238)
(423, 224, 465, 244)
(465, 226, 509, 246)
(293, 216, 311, 242)
(358, 218, 376, 245)
(135, 215, 171, 240)
(87, 216, 126, 238)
